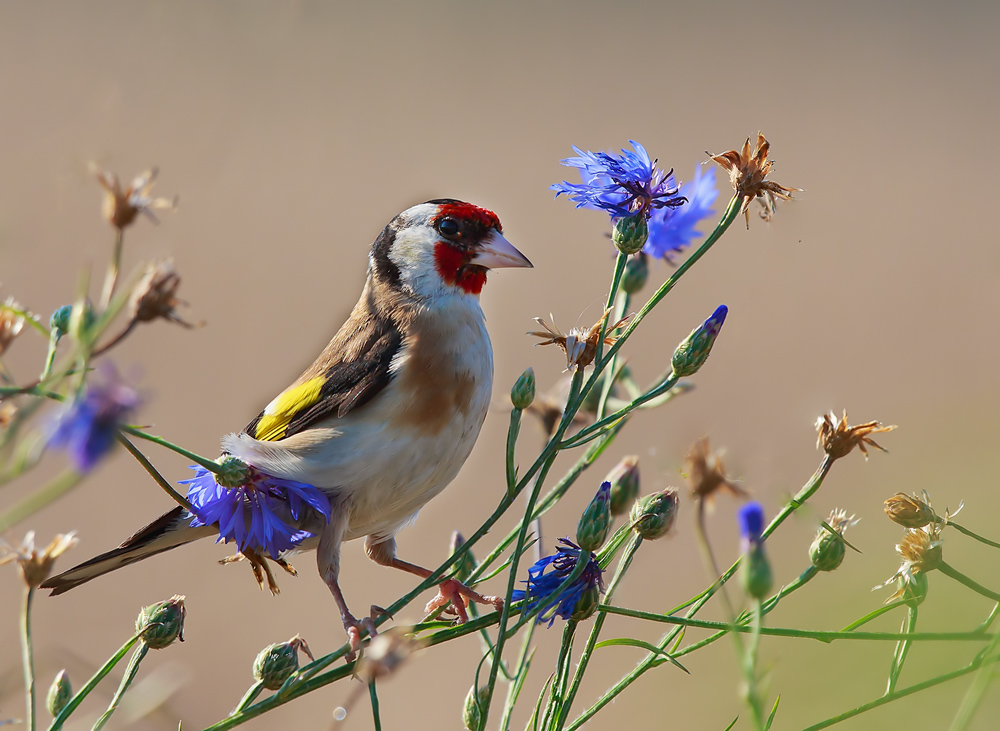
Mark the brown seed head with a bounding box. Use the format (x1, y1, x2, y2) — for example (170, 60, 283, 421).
(0, 531, 78, 588)
(884, 492, 936, 528)
(529, 308, 631, 371)
(0, 297, 26, 357)
(816, 410, 896, 461)
(92, 165, 177, 230)
(708, 132, 801, 228)
(684, 437, 746, 502)
(898, 525, 943, 573)
(130, 260, 196, 327)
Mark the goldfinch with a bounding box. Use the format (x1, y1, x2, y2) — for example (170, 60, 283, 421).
(43, 199, 532, 651)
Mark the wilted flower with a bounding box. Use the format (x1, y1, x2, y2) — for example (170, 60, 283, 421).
(671, 305, 728, 377)
(684, 436, 745, 502)
(552, 141, 686, 220)
(876, 524, 944, 603)
(136, 595, 186, 649)
(92, 165, 177, 230)
(182, 462, 331, 558)
(0, 297, 25, 356)
(46, 670, 72, 717)
(512, 538, 605, 626)
(576, 482, 612, 551)
(49, 364, 140, 471)
(0, 531, 78, 588)
(253, 635, 314, 690)
(810, 508, 860, 572)
(739, 502, 772, 599)
(816, 410, 896, 461)
(884, 492, 936, 528)
(629, 489, 680, 540)
(645, 166, 719, 261)
(529, 308, 630, 371)
(606, 455, 641, 516)
(708, 132, 801, 228)
(130, 260, 196, 327)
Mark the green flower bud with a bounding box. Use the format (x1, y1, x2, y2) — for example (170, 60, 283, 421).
(46, 670, 71, 717)
(253, 635, 312, 690)
(671, 305, 728, 377)
(900, 572, 929, 608)
(606, 455, 640, 517)
(629, 489, 680, 540)
(136, 595, 186, 649)
(214, 455, 251, 488)
(570, 584, 601, 621)
(449, 530, 477, 583)
(810, 530, 846, 572)
(620, 253, 649, 294)
(49, 305, 73, 339)
(462, 685, 491, 731)
(510, 367, 536, 411)
(576, 482, 612, 552)
(741, 544, 772, 600)
(612, 214, 649, 255)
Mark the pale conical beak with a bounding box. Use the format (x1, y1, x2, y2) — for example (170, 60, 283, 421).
(470, 230, 533, 269)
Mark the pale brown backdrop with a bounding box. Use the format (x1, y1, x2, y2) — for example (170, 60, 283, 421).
(2, 2, 999, 729)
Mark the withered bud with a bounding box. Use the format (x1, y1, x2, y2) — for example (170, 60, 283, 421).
(92, 165, 177, 230)
(130, 260, 196, 327)
(897, 526, 943, 574)
(529, 308, 630, 371)
(884, 493, 936, 528)
(0, 297, 26, 356)
(708, 132, 801, 228)
(684, 437, 745, 502)
(0, 531, 78, 588)
(816, 410, 896, 461)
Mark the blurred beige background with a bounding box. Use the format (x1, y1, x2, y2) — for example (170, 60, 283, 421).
(2, 1, 1000, 729)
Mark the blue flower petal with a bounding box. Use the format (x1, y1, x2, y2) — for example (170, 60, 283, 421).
(645, 166, 719, 260)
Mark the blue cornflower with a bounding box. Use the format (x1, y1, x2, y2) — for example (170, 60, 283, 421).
(512, 538, 605, 626)
(645, 166, 719, 261)
(738, 502, 766, 549)
(181, 465, 331, 557)
(552, 141, 685, 220)
(49, 365, 140, 471)
(738, 501, 772, 599)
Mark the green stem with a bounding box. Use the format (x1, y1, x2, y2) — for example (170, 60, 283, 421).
(499, 623, 537, 731)
(939, 561, 1000, 602)
(47, 634, 142, 731)
(21, 586, 35, 731)
(949, 521, 1000, 550)
(368, 679, 382, 731)
(100, 229, 124, 310)
(593, 251, 628, 368)
(40, 333, 59, 382)
(541, 621, 577, 731)
(563, 372, 679, 448)
(949, 619, 1000, 731)
(595, 288, 630, 422)
(506, 409, 521, 496)
(743, 598, 766, 730)
(117, 435, 194, 511)
(230, 682, 264, 716)
(886, 606, 918, 695)
(120, 425, 225, 474)
(92, 641, 149, 730)
(554, 535, 642, 731)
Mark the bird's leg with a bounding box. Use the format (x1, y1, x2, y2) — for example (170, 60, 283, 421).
(365, 536, 503, 622)
(318, 517, 375, 658)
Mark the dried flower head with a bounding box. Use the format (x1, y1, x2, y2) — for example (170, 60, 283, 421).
(92, 165, 177, 230)
(0, 297, 26, 357)
(0, 531, 78, 588)
(529, 308, 630, 371)
(684, 437, 746, 502)
(816, 410, 896, 461)
(0, 398, 17, 429)
(355, 628, 424, 683)
(130, 260, 196, 327)
(876, 523, 944, 603)
(708, 132, 801, 228)
(884, 492, 937, 528)
(810, 508, 860, 571)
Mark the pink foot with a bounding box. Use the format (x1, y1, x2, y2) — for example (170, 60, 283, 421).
(425, 578, 504, 623)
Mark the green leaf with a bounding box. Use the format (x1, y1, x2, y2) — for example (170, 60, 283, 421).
(593, 638, 689, 674)
(765, 695, 781, 730)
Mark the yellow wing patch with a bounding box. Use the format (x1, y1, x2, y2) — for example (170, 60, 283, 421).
(253, 376, 325, 441)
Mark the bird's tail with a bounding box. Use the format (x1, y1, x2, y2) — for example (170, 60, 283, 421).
(41, 506, 216, 596)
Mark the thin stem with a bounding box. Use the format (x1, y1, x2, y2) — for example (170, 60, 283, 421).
(230, 682, 264, 716)
(563, 372, 679, 448)
(100, 229, 124, 310)
(21, 586, 36, 731)
(499, 623, 537, 731)
(949, 521, 1000, 550)
(47, 634, 142, 731)
(40, 334, 59, 382)
(743, 598, 766, 730)
(119, 425, 225, 474)
(541, 621, 577, 731)
(117, 435, 194, 511)
(939, 561, 1000, 603)
(593, 251, 628, 368)
(595, 288, 630, 422)
(368, 680, 382, 731)
(886, 606, 917, 695)
(92, 641, 149, 730)
(949, 619, 1000, 731)
(506, 410, 521, 496)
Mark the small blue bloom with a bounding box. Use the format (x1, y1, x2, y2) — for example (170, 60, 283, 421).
(182, 465, 331, 557)
(645, 166, 719, 261)
(552, 141, 685, 220)
(511, 538, 605, 626)
(738, 502, 766, 547)
(49, 365, 140, 471)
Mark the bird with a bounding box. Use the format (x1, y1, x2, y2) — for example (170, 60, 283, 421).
(42, 199, 532, 653)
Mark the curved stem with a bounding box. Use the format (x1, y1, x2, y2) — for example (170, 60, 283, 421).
(21, 586, 35, 731)
(92, 641, 149, 730)
(119, 425, 225, 474)
(949, 521, 1000, 550)
(939, 561, 1000, 603)
(117, 435, 194, 511)
(230, 682, 264, 716)
(47, 634, 142, 731)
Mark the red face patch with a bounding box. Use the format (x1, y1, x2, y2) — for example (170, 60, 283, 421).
(434, 242, 487, 295)
(434, 202, 502, 232)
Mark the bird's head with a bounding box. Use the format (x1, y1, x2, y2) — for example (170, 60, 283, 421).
(370, 199, 532, 300)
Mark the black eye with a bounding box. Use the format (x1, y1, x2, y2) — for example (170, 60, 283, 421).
(438, 218, 460, 237)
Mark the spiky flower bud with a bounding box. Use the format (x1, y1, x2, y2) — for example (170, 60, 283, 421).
(621, 253, 649, 294)
(671, 305, 727, 377)
(629, 489, 680, 540)
(136, 595, 186, 649)
(809, 509, 859, 572)
(884, 493, 936, 528)
(576, 482, 612, 552)
(899, 571, 929, 608)
(510, 367, 536, 411)
(449, 530, 477, 583)
(253, 635, 312, 690)
(46, 670, 71, 717)
(739, 503, 772, 600)
(606, 456, 640, 517)
(612, 214, 649, 255)
(462, 685, 491, 731)
(570, 584, 601, 621)
(214, 455, 252, 488)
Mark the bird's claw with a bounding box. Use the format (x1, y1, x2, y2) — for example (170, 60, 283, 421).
(425, 578, 504, 623)
(342, 614, 378, 661)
